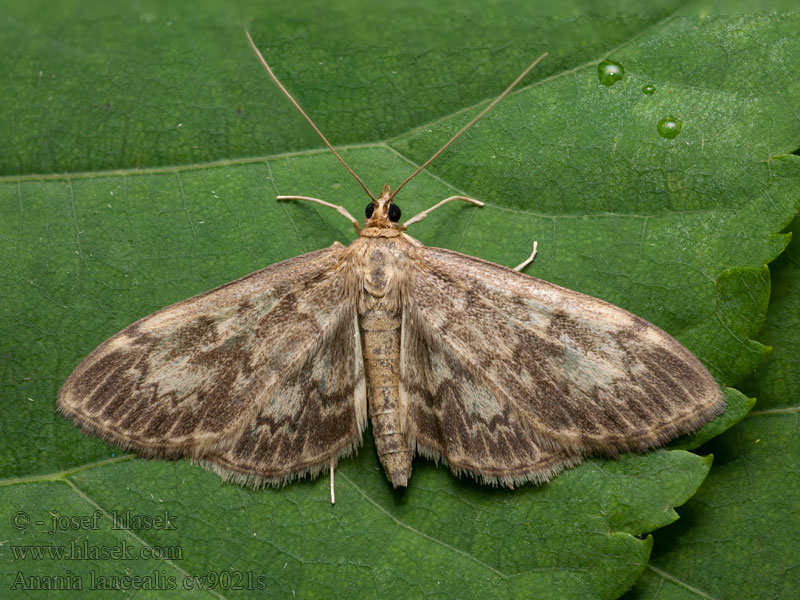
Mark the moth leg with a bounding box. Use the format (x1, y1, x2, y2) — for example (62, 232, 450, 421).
(514, 240, 538, 272)
(330, 460, 336, 505)
(401, 195, 484, 230)
(401, 232, 424, 247)
(278, 195, 361, 234)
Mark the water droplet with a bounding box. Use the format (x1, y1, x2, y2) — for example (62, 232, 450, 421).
(642, 84, 656, 95)
(598, 60, 624, 86)
(657, 116, 682, 139)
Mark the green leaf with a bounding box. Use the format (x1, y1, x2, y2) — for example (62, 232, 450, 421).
(1, 3, 798, 599)
(1, 0, 695, 176)
(627, 214, 800, 599)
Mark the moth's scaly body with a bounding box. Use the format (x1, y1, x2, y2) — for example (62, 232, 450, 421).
(349, 187, 414, 487)
(359, 284, 409, 487)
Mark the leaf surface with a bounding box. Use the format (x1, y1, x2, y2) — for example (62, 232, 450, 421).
(627, 214, 800, 599)
(1, 2, 798, 598)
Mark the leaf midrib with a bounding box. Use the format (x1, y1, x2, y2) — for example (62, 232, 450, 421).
(0, 8, 685, 185)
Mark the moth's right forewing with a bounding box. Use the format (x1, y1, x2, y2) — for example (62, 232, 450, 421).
(402, 246, 725, 485)
(58, 245, 363, 479)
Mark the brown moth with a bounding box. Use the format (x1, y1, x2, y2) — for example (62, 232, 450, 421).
(58, 33, 725, 502)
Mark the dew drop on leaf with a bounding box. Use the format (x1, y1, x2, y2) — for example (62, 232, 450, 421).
(642, 84, 656, 95)
(598, 60, 624, 86)
(657, 116, 682, 139)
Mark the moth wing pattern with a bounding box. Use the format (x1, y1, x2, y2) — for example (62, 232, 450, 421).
(200, 304, 367, 486)
(58, 245, 367, 486)
(401, 245, 726, 486)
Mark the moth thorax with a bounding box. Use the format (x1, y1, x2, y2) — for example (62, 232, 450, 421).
(361, 242, 402, 304)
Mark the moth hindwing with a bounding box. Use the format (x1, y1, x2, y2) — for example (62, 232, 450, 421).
(58, 34, 725, 500)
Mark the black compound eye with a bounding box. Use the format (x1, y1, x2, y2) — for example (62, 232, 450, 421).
(388, 203, 401, 222)
(365, 202, 375, 218)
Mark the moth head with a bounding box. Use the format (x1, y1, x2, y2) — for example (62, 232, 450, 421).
(365, 184, 401, 229)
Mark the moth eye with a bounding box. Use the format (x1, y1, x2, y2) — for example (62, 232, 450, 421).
(365, 203, 375, 218)
(388, 204, 401, 222)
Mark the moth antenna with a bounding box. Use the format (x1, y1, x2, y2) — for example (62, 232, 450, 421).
(245, 31, 377, 202)
(390, 52, 548, 201)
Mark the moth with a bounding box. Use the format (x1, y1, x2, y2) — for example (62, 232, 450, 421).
(58, 32, 725, 502)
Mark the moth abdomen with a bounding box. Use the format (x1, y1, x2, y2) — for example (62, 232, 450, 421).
(360, 307, 412, 488)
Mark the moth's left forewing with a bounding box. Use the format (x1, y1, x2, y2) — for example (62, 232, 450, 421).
(401, 245, 725, 485)
(58, 245, 367, 486)
(201, 306, 367, 486)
